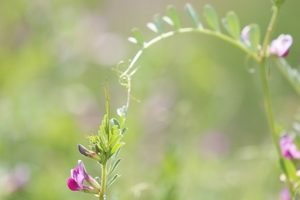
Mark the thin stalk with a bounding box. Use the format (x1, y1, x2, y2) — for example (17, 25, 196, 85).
(259, 5, 294, 195)
(261, 6, 279, 57)
(120, 28, 259, 78)
(100, 162, 107, 200)
(259, 61, 294, 195)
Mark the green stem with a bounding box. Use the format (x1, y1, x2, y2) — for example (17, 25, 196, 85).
(261, 6, 279, 58)
(259, 5, 294, 195)
(120, 28, 259, 78)
(100, 162, 107, 200)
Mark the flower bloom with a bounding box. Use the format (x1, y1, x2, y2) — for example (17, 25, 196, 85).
(67, 160, 88, 191)
(280, 135, 300, 159)
(280, 187, 291, 200)
(269, 34, 293, 57)
(67, 160, 100, 193)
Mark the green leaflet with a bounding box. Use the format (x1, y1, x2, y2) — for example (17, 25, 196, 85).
(107, 174, 120, 188)
(203, 5, 220, 32)
(275, 57, 300, 95)
(248, 24, 260, 53)
(222, 11, 240, 40)
(154, 14, 164, 34)
(166, 5, 181, 29)
(130, 28, 144, 47)
(185, 3, 202, 29)
(109, 158, 122, 175)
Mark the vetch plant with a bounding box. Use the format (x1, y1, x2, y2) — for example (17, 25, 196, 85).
(67, 85, 126, 200)
(68, 0, 300, 199)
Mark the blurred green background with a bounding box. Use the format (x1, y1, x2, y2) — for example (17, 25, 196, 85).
(1, 0, 300, 199)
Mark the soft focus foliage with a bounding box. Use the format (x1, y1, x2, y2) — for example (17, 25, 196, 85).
(1, 0, 300, 200)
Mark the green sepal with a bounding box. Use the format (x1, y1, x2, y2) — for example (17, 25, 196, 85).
(203, 5, 220, 32)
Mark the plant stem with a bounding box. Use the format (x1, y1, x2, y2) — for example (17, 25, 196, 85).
(261, 6, 279, 58)
(259, 5, 294, 195)
(100, 162, 107, 200)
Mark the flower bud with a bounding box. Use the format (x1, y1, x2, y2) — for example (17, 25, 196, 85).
(78, 144, 101, 162)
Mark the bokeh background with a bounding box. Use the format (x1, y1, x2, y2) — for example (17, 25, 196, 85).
(1, 0, 300, 199)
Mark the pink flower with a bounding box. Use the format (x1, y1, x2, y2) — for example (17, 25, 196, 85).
(270, 34, 293, 57)
(67, 160, 101, 193)
(67, 160, 88, 191)
(280, 135, 300, 159)
(280, 187, 291, 200)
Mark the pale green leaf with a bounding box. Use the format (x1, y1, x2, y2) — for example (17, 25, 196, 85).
(107, 174, 120, 188)
(275, 57, 300, 95)
(109, 158, 122, 175)
(131, 28, 144, 47)
(222, 11, 240, 39)
(147, 22, 158, 33)
(166, 5, 181, 29)
(153, 14, 164, 34)
(248, 24, 260, 53)
(203, 5, 220, 32)
(185, 3, 202, 29)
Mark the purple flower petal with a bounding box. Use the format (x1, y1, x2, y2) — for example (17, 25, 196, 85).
(67, 178, 81, 191)
(67, 160, 89, 191)
(270, 34, 293, 57)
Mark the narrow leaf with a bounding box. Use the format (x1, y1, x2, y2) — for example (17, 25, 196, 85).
(222, 11, 240, 39)
(275, 57, 300, 95)
(280, 158, 297, 182)
(203, 5, 220, 32)
(248, 24, 260, 53)
(131, 28, 144, 47)
(185, 3, 202, 29)
(163, 16, 174, 26)
(107, 174, 120, 188)
(111, 142, 124, 155)
(166, 5, 181, 29)
(110, 118, 120, 129)
(109, 158, 122, 175)
(121, 127, 128, 135)
(128, 37, 137, 44)
(153, 14, 164, 34)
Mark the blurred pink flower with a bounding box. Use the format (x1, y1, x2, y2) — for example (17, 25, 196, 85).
(241, 25, 251, 46)
(270, 34, 293, 57)
(280, 187, 291, 200)
(280, 135, 300, 159)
